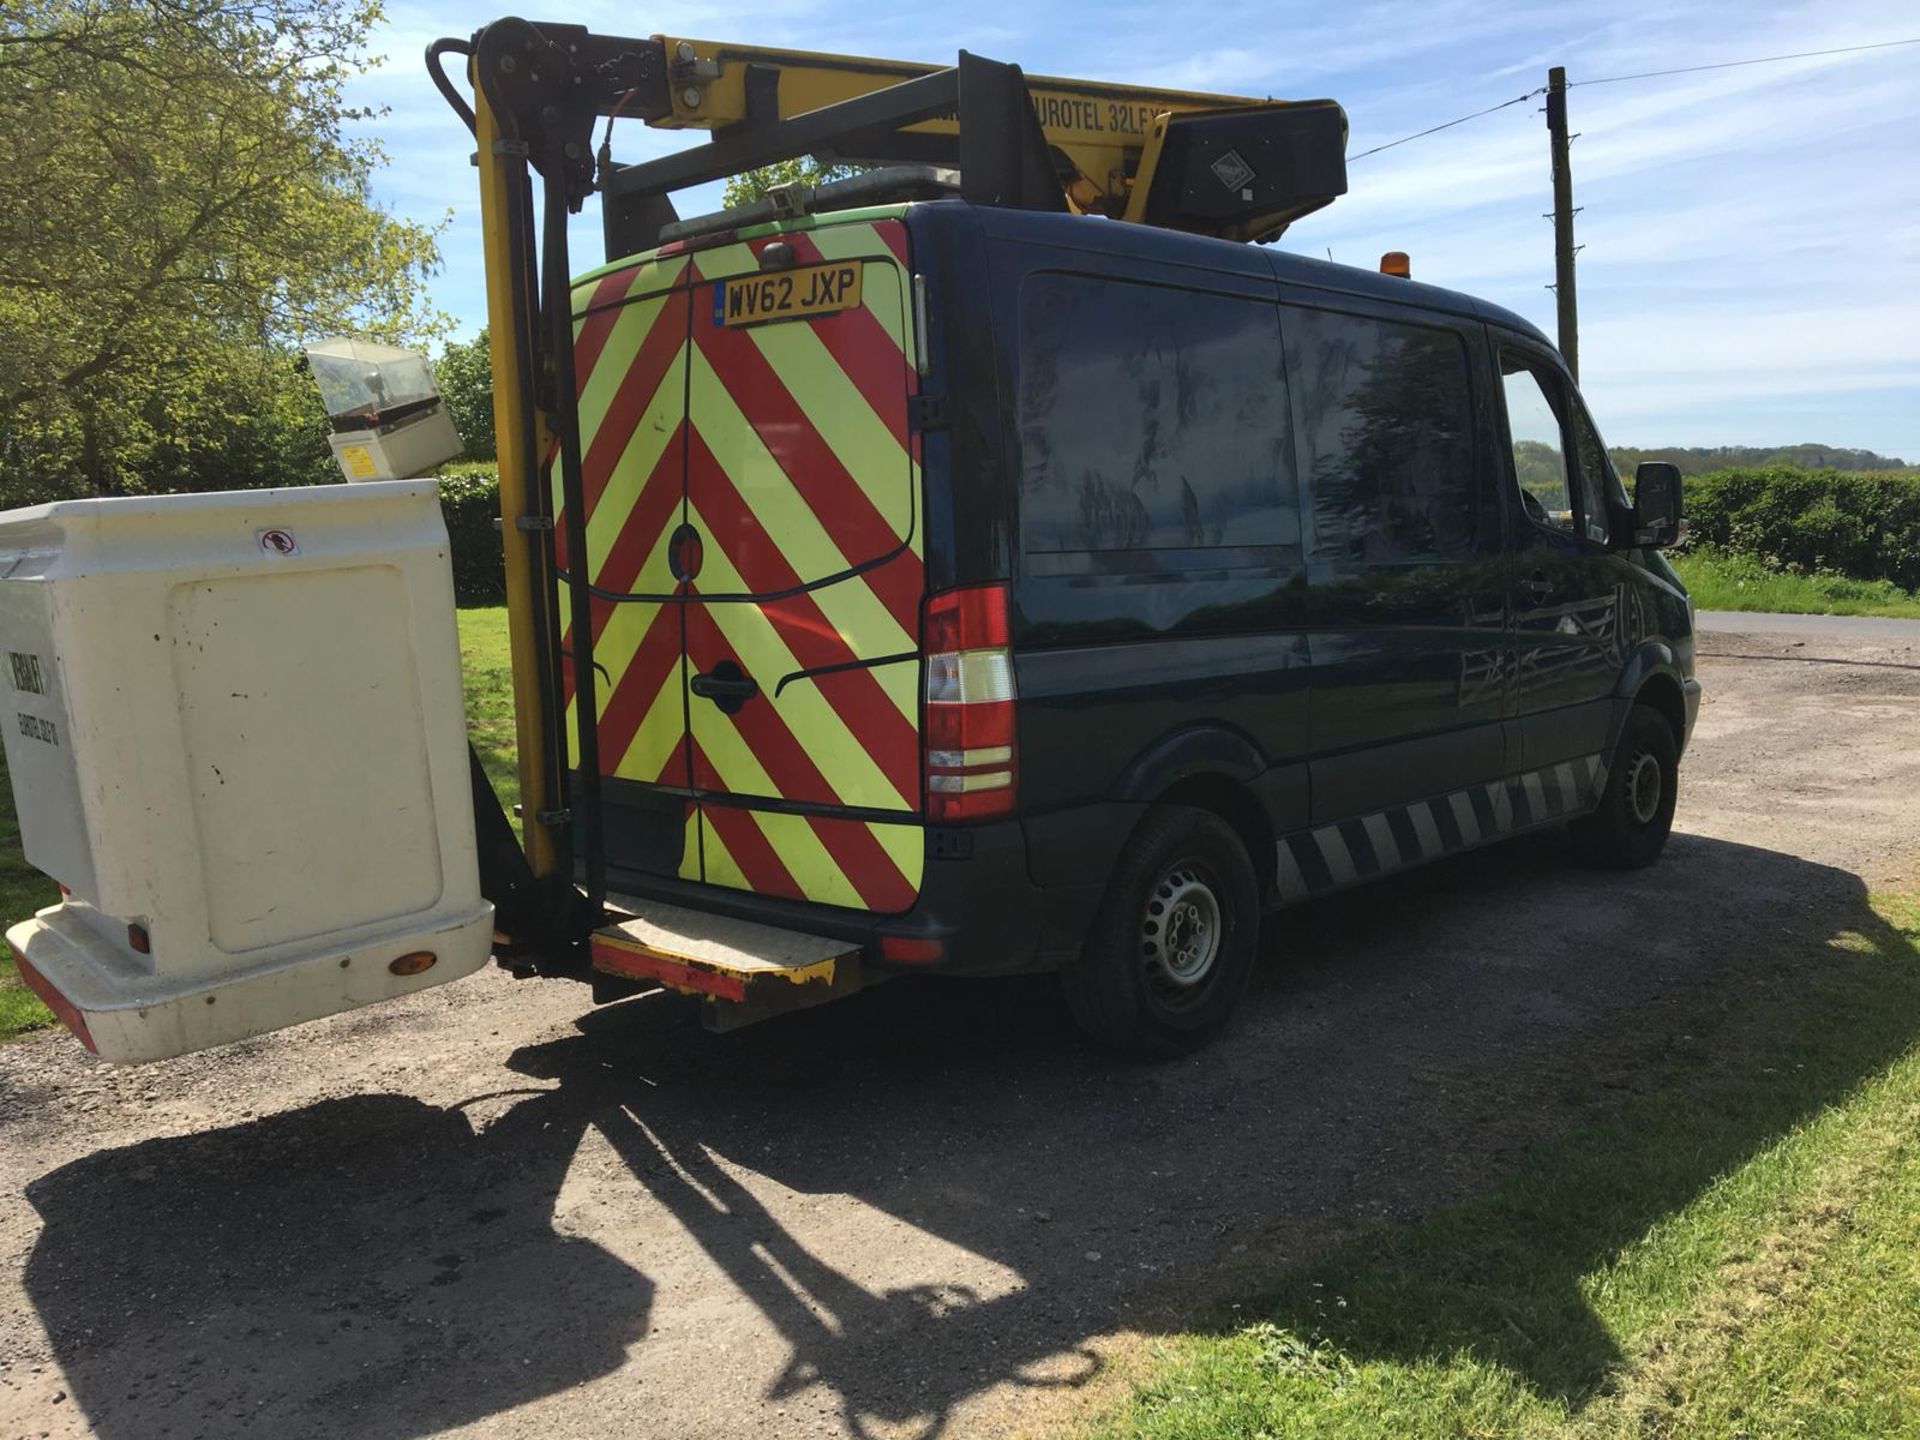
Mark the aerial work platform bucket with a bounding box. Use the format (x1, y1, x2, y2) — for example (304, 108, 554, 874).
(0, 481, 492, 1063)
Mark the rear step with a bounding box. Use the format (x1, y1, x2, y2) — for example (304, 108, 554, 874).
(591, 897, 865, 1030)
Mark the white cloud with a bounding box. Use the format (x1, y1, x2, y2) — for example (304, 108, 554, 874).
(350, 0, 1920, 459)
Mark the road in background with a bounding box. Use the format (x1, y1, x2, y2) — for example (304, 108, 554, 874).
(1697, 609, 1920, 642)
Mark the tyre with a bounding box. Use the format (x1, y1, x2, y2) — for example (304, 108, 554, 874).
(1568, 702, 1679, 869)
(1059, 805, 1260, 1056)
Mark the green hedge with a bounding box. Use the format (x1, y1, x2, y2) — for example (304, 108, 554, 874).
(1682, 466, 1920, 591)
(436, 462, 504, 605)
(435, 460, 1920, 605)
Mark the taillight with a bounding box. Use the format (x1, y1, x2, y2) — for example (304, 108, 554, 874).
(923, 583, 1016, 822)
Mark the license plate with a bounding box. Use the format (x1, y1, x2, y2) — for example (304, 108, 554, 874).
(713, 261, 864, 328)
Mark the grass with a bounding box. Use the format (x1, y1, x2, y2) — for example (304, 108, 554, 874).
(0, 606, 518, 1044)
(1673, 547, 1920, 619)
(1085, 889, 1920, 1440)
(0, 740, 59, 1040)
(457, 604, 520, 813)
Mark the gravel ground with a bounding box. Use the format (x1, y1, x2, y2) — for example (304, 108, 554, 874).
(2, 617, 1917, 1440)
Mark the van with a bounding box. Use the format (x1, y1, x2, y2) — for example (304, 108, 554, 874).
(566, 196, 1699, 1054)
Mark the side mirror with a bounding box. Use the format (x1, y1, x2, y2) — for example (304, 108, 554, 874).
(1632, 461, 1683, 549)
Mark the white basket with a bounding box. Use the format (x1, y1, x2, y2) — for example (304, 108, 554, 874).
(0, 480, 492, 1063)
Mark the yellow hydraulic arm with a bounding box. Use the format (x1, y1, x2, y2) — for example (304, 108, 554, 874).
(632, 36, 1345, 231)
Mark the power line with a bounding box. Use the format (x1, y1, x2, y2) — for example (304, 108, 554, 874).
(1348, 88, 1543, 162)
(1571, 35, 1920, 87)
(1347, 34, 1919, 163)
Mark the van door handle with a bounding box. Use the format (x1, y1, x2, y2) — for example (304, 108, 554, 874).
(1521, 573, 1554, 601)
(690, 662, 758, 714)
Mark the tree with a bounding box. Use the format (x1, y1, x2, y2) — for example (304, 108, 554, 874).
(435, 332, 495, 462)
(721, 158, 863, 211)
(1512, 438, 1568, 502)
(1608, 443, 1911, 477)
(433, 330, 494, 463)
(0, 0, 447, 499)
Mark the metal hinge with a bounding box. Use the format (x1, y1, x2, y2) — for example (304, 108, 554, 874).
(514, 515, 554, 531)
(907, 394, 950, 432)
(534, 808, 572, 827)
(492, 138, 531, 158)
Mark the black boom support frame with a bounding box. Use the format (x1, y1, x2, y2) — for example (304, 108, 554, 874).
(598, 51, 1069, 255)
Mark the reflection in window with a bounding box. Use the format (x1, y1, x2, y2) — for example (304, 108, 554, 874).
(1501, 362, 1574, 535)
(1017, 274, 1297, 555)
(1288, 309, 1477, 570)
(1570, 406, 1614, 546)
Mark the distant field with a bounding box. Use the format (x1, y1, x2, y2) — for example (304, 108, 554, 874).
(0, 607, 519, 1044)
(1673, 548, 1920, 619)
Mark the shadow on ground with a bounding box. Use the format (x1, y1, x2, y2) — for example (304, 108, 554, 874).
(1178, 842, 1920, 1411)
(20, 833, 1911, 1438)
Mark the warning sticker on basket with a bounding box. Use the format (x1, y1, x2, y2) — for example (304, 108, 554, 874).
(258, 528, 299, 558)
(1210, 149, 1257, 194)
(338, 443, 378, 478)
(7, 652, 45, 696)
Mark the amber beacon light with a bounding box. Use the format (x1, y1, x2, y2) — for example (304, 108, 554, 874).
(1380, 251, 1411, 278)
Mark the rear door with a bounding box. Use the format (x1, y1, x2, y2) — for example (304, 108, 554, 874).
(681, 219, 926, 913)
(566, 216, 926, 914)
(567, 248, 699, 883)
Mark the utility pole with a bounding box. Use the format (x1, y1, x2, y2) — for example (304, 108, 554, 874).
(1546, 65, 1579, 381)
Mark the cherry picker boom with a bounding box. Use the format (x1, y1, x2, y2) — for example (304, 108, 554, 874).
(432, 19, 1350, 972)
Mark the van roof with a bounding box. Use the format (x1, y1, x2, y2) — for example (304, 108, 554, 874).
(580, 197, 1554, 354)
(929, 201, 1556, 351)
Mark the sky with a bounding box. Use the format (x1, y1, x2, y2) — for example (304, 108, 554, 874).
(345, 0, 1920, 461)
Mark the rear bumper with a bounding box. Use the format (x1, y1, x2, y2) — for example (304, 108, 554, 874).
(1682, 677, 1702, 749)
(603, 808, 1125, 980)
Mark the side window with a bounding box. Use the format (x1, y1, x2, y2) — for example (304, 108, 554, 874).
(1016, 274, 1297, 560)
(1569, 406, 1615, 547)
(1500, 363, 1574, 533)
(1500, 352, 1613, 546)
(1287, 307, 1478, 572)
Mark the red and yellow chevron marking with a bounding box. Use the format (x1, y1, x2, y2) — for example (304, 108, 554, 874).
(564, 217, 926, 912)
(561, 252, 697, 879)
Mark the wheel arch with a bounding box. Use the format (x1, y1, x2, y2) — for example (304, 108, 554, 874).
(1614, 640, 1689, 754)
(1631, 671, 1688, 755)
(1109, 724, 1277, 898)
(1111, 722, 1267, 800)
(1148, 772, 1277, 900)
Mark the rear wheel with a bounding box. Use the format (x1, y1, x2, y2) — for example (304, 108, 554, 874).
(1060, 805, 1259, 1056)
(1568, 702, 1679, 868)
